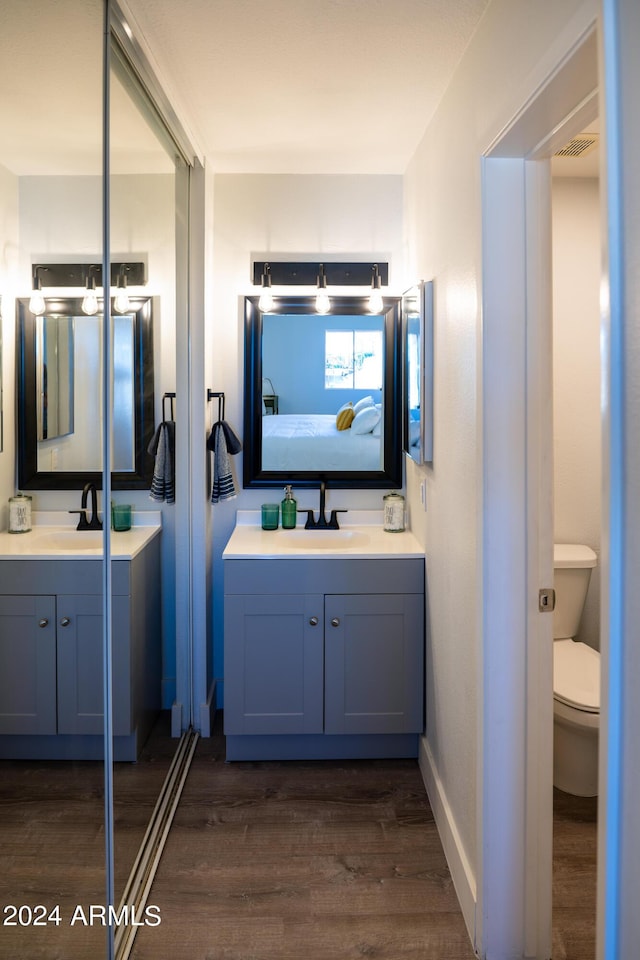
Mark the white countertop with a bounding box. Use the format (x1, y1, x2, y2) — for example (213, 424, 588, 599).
(0, 511, 162, 560)
(223, 510, 424, 560)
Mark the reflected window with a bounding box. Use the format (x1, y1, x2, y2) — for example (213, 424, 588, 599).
(325, 329, 383, 390)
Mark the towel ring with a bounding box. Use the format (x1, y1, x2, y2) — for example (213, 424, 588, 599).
(207, 390, 225, 422)
(163, 392, 176, 422)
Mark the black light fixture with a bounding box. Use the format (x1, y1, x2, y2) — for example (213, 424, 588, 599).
(26, 260, 145, 317)
(315, 263, 330, 314)
(252, 260, 389, 288)
(252, 260, 389, 314)
(368, 263, 384, 313)
(258, 262, 274, 312)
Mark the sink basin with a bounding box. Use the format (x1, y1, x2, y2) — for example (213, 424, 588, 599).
(276, 529, 370, 550)
(31, 530, 105, 551)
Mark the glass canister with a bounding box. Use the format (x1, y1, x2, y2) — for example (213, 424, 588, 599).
(9, 493, 32, 534)
(383, 491, 405, 532)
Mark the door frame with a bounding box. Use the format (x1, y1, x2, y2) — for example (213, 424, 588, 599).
(479, 22, 599, 959)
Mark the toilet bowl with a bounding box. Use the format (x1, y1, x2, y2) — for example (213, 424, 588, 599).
(553, 544, 600, 797)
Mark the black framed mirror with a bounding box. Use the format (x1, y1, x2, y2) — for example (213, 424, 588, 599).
(244, 294, 403, 488)
(16, 295, 155, 490)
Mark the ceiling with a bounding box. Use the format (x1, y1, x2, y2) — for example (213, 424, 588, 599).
(0, 1, 599, 179)
(1, 0, 492, 177)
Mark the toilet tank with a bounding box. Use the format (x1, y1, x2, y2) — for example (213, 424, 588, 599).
(553, 544, 598, 639)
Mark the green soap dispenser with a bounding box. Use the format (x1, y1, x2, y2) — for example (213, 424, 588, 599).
(281, 485, 297, 529)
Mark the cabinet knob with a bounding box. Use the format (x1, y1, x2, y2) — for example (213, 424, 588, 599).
(59, 617, 71, 627)
(331, 617, 340, 627)
(309, 616, 319, 626)
(38, 618, 49, 628)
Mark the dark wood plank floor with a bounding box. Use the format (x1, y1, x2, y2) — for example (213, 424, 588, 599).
(552, 787, 598, 960)
(0, 712, 177, 960)
(0, 716, 598, 960)
(130, 728, 476, 960)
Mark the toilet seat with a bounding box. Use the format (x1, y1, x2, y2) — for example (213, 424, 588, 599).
(553, 638, 600, 714)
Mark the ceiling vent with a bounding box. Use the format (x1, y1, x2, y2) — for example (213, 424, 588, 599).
(554, 133, 599, 159)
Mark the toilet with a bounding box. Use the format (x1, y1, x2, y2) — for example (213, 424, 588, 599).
(553, 543, 600, 796)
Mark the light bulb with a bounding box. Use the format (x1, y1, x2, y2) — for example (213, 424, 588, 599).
(315, 289, 330, 314)
(368, 288, 384, 313)
(29, 271, 46, 315)
(368, 264, 383, 313)
(29, 289, 46, 316)
(258, 264, 273, 312)
(114, 275, 130, 313)
(258, 288, 274, 312)
(316, 264, 330, 314)
(82, 278, 99, 316)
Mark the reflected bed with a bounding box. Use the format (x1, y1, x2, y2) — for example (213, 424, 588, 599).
(262, 413, 382, 472)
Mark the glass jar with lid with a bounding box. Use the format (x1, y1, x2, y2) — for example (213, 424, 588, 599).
(383, 492, 405, 532)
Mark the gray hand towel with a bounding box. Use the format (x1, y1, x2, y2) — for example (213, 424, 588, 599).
(210, 422, 236, 503)
(148, 421, 175, 503)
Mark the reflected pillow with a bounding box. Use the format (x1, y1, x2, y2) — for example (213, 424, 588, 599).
(336, 402, 355, 431)
(351, 405, 381, 434)
(372, 404, 383, 436)
(353, 395, 375, 414)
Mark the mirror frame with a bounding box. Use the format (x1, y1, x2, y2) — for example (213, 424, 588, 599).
(402, 279, 434, 464)
(16, 295, 155, 490)
(243, 294, 403, 489)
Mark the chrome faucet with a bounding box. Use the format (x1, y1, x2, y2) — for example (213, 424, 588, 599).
(69, 482, 103, 531)
(298, 481, 347, 530)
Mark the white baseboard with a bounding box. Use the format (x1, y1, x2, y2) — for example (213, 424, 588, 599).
(418, 735, 477, 950)
(198, 679, 217, 737)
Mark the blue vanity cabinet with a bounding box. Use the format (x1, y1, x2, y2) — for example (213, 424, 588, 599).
(224, 557, 425, 761)
(0, 534, 161, 760)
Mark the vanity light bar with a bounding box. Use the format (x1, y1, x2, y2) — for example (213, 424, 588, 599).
(251, 261, 389, 287)
(31, 262, 146, 288)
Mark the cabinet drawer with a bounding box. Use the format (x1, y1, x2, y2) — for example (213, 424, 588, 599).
(0, 560, 131, 596)
(225, 558, 424, 596)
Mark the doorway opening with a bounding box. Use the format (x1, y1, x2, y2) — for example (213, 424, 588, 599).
(479, 22, 600, 959)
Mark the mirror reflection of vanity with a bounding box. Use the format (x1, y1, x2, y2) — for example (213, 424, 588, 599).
(244, 294, 403, 488)
(16, 296, 155, 490)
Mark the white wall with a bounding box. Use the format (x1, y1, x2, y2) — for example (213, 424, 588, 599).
(403, 0, 597, 944)
(0, 163, 19, 531)
(552, 176, 601, 650)
(210, 173, 404, 700)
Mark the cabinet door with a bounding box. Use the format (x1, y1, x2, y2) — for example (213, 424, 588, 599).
(224, 594, 324, 735)
(56, 595, 105, 735)
(0, 595, 57, 735)
(324, 594, 423, 735)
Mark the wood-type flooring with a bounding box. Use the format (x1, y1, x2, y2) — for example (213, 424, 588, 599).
(130, 729, 476, 960)
(0, 712, 177, 959)
(0, 715, 598, 960)
(551, 788, 598, 960)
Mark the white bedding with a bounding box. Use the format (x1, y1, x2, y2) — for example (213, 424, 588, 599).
(262, 413, 382, 471)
